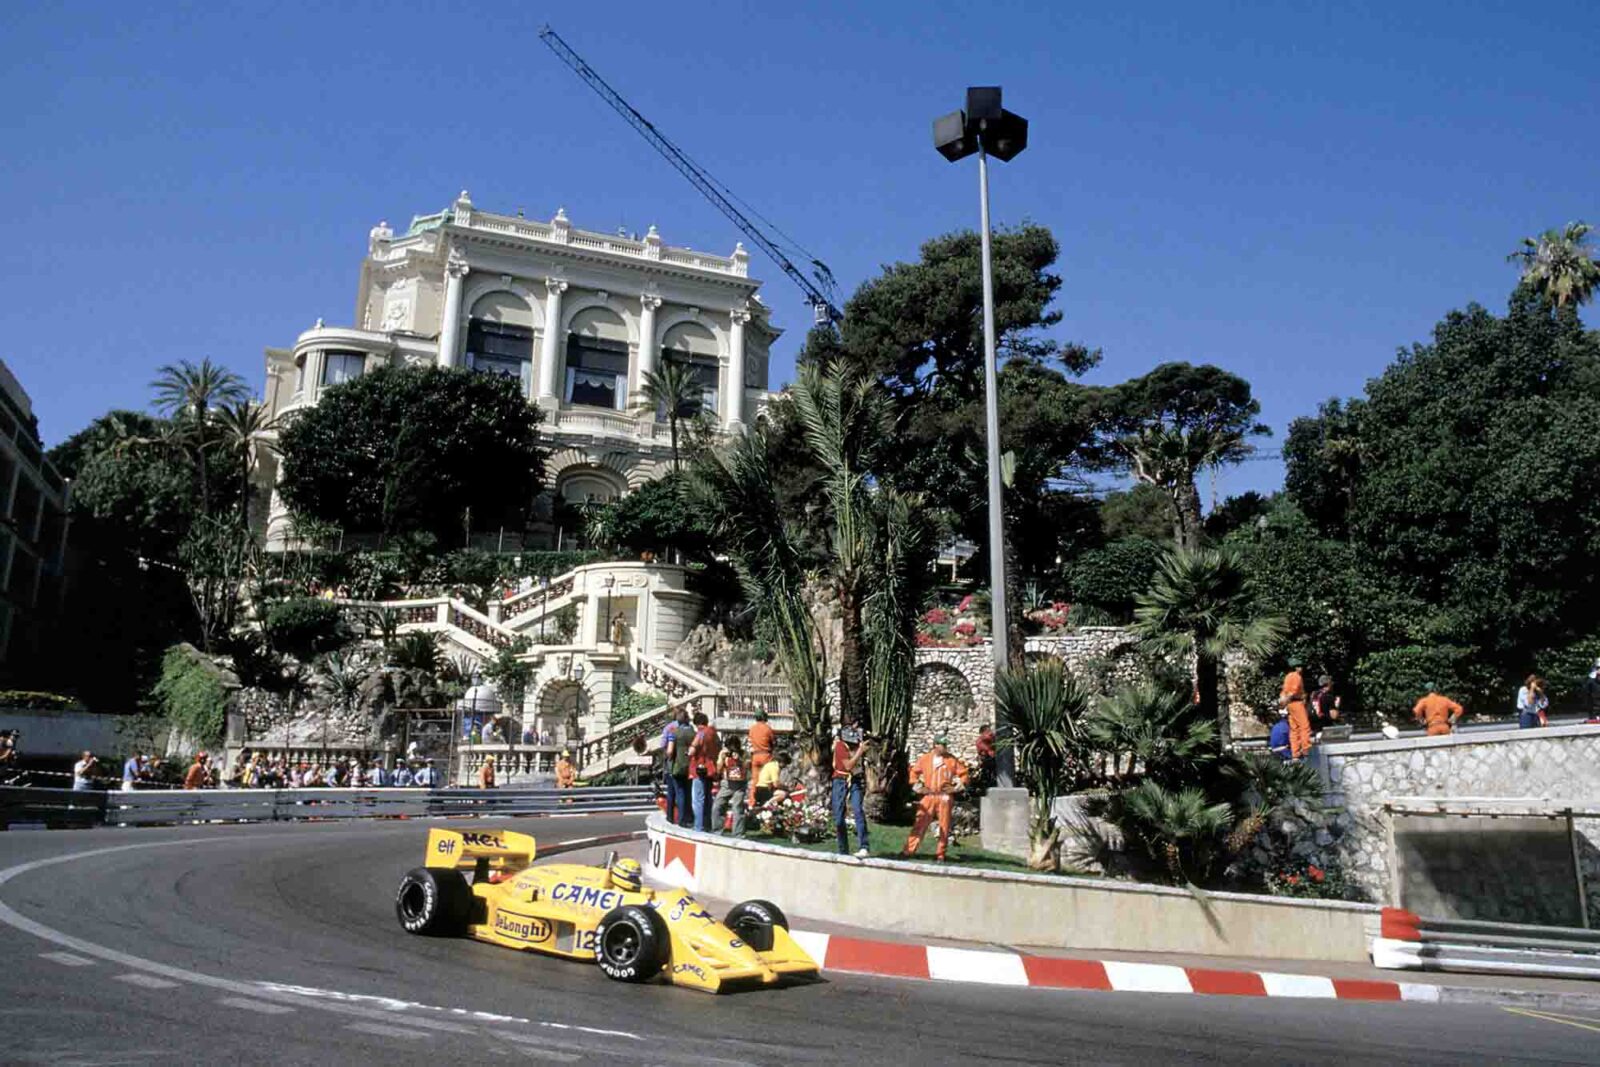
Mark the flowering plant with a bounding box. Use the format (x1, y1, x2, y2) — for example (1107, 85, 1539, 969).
(1025, 600, 1074, 634)
(1264, 859, 1351, 900)
(754, 796, 832, 842)
(915, 597, 987, 647)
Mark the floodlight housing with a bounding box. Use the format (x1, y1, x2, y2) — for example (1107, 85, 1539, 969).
(934, 109, 975, 162)
(981, 109, 1029, 162)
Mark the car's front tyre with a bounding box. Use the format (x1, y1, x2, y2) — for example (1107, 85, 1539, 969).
(594, 905, 666, 982)
(395, 866, 471, 936)
(724, 899, 788, 952)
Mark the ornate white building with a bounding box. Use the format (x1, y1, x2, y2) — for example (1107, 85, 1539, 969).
(258, 192, 780, 547)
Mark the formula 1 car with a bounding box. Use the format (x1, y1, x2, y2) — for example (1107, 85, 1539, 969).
(394, 827, 818, 993)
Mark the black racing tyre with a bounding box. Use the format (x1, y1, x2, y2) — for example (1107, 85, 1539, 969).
(724, 899, 788, 952)
(394, 866, 472, 936)
(594, 905, 666, 982)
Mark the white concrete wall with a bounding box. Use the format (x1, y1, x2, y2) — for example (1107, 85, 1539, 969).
(0, 709, 137, 757)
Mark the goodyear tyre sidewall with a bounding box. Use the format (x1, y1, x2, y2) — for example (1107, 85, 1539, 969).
(395, 867, 467, 936)
(725, 899, 787, 952)
(594, 905, 664, 982)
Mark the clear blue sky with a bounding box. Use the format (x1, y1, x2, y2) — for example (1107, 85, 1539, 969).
(3, 1, 1593, 502)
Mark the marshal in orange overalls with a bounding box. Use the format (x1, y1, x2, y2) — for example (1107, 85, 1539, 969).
(1413, 692, 1463, 736)
(1280, 669, 1312, 759)
(746, 716, 776, 805)
(903, 742, 969, 861)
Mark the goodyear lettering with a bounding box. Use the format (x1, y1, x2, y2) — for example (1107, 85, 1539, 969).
(493, 912, 553, 942)
(551, 882, 622, 911)
(461, 832, 505, 848)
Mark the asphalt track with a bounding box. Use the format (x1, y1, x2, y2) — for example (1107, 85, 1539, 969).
(0, 815, 1595, 1065)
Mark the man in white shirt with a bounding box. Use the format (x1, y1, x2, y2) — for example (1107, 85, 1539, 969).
(73, 751, 99, 791)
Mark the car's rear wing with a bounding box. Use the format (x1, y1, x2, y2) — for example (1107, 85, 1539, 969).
(425, 827, 537, 871)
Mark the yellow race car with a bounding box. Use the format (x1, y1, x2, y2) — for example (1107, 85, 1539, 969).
(394, 827, 818, 993)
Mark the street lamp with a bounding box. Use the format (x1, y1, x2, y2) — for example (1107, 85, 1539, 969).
(601, 574, 615, 646)
(934, 87, 1028, 789)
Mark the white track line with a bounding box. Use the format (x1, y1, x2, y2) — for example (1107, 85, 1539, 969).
(39, 950, 93, 967)
(347, 1021, 431, 1040)
(218, 996, 296, 1015)
(114, 972, 179, 989)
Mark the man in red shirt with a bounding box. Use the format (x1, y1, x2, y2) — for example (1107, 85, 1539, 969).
(831, 720, 871, 857)
(974, 724, 997, 789)
(903, 737, 969, 861)
(687, 712, 722, 832)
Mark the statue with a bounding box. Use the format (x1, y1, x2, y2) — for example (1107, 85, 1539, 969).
(610, 614, 629, 647)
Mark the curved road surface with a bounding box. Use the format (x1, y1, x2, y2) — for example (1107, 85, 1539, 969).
(0, 815, 1593, 1065)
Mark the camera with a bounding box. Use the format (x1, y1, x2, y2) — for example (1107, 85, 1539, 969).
(838, 725, 864, 746)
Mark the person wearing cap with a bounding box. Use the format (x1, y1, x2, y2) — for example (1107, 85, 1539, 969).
(477, 753, 497, 789)
(392, 760, 415, 788)
(746, 709, 776, 806)
(183, 751, 210, 790)
(555, 750, 576, 789)
(1413, 684, 1463, 736)
(903, 736, 969, 861)
(1268, 706, 1292, 760)
(1278, 658, 1312, 760)
(414, 758, 441, 788)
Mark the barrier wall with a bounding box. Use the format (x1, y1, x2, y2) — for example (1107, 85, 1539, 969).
(643, 815, 1380, 963)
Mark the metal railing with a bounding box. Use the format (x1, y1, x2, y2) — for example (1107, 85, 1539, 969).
(1372, 907, 1600, 981)
(1, 784, 653, 829)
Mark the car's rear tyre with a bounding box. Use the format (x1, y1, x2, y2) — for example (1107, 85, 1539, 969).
(395, 866, 471, 936)
(724, 899, 788, 952)
(594, 905, 666, 982)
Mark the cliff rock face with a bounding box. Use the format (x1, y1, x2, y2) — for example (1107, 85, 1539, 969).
(673, 623, 786, 687)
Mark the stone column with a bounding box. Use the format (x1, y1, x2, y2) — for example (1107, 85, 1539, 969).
(726, 305, 750, 429)
(538, 278, 568, 402)
(580, 592, 603, 646)
(437, 251, 469, 369)
(636, 293, 662, 401)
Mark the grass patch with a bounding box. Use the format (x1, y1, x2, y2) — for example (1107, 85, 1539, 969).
(744, 822, 1098, 878)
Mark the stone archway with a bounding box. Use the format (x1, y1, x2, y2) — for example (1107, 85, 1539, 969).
(909, 662, 979, 762)
(537, 680, 590, 746)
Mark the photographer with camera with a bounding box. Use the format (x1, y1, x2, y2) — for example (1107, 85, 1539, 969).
(832, 719, 871, 858)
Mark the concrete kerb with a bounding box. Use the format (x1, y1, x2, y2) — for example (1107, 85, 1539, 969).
(643, 814, 1380, 963)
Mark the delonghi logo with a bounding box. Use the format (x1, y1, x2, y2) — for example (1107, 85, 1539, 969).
(494, 912, 552, 942)
(551, 882, 623, 911)
(462, 832, 506, 848)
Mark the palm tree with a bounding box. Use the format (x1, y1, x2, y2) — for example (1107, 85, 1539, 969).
(994, 658, 1095, 871)
(151, 358, 248, 517)
(633, 360, 702, 473)
(314, 649, 374, 750)
(1509, 222, 1600, 309)
(692, 428, 831, 768)
(1115, 780, 1235, 884)
(212, 400, 278, 530)
(1133, 546, 1285, 747)
(861, 486, 932, 817)
(1119, 426, 1251, 552)
(1086, 680, 1216, 784)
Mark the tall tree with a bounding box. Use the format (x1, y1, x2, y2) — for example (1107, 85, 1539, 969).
(151, 358, 249, 518)
(1281, 398, 1365, 534)
(1134, 546, 1285, 746)
(277, 367, 546, 542)
(1098, 363, 1269, 552)
(1509, 222, 1600, 310)
(632, 360, 702, 473)
(212, 400, 278, 531)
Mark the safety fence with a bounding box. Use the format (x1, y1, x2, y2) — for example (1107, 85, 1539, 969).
(0, 784, 654, 830)
(1372, 907, 1600, 981)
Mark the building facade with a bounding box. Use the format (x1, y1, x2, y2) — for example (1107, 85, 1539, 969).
(259, 192, 780, 548)
(0, 360, 70, 666)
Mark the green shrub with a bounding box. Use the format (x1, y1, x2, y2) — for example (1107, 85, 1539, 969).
(611, 688, 667, 725)
(263, 598, 349, 660)
(0, 690, 83, 712)
(1068, 537, 1166, 622)
(501, 550, 604, 581)
(1352, 644, 1477, 720)
(1533, 632, 1600, 702)
(151, 645, 228, 744)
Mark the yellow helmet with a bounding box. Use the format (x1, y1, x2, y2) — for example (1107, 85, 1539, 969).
(610, 857, 643, 892)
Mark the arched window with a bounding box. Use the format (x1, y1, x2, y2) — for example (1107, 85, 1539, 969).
(660, 322, 719, 418)
(565, 307, 631, 411)
(465, 292, 534, 394)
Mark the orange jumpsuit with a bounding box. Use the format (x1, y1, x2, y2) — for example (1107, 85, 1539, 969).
(746, 720, 776, 804)
(477, 761, 496, 789)
(1280, 670, 1312, 759)
(1413, 693, 1463, 736)
(903, 751, 970, 860)
(555, 758, 576, 789)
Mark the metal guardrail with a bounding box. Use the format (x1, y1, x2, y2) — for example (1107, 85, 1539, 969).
(0, 785, 655, 829)
(1372, 907, 1600, 981)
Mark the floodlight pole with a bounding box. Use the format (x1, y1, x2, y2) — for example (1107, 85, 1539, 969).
(977, 139, 1014, 790)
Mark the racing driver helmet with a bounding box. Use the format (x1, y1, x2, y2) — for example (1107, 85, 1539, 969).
(609, 857, 643, 892)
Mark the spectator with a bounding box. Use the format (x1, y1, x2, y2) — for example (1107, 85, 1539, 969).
(1413, 683, 1464, 736)
(831, 721, 870, 858)
(555, 750, 577, 789)
(902, 736, 968, 862)
(1517, 674, 1549, 729)
(393, 761, 414, 788)
(688, 712, 722, 832)
(974, 724, 997, 789)
(665, 708, 694, 828)
(73, 751, 99, 791)
(183, 752, 210, 790)
(290, 762, 308, 788)
(752, 751, 786, 811)
(414, 759, 440, 788)
(1586, 657, 1600, 716)
(1309, 675, 1342, 731)
(522, 722, 536, 745)
(711, 736, 748, 836)
(0, 730, 16, 767)
(1268, 707, 1292, 760)
(1279, 658, 1312, 760)
(746, 710, 776, 806)
(477, 754, 497, 789)
(371, 759, 392, 788)
(121, 753, 146, 792)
